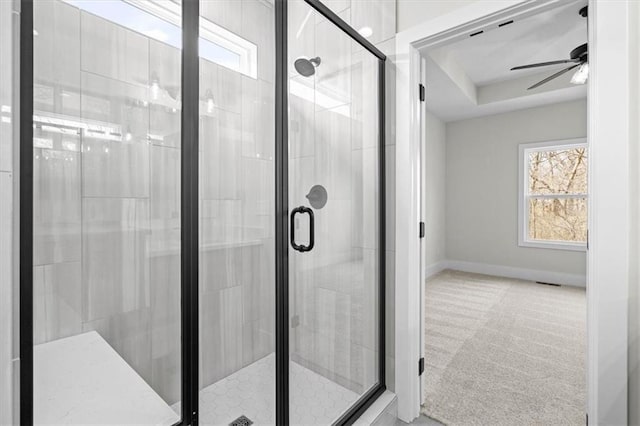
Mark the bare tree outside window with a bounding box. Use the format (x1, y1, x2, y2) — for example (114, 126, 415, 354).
(526, 146, 588, 243)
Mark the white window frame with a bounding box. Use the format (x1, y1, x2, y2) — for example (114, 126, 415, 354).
(518, 138, 588, 252)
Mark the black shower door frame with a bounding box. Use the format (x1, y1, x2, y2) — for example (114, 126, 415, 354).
(19, 0, 386, 424)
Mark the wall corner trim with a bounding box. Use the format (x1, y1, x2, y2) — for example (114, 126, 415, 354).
(424, 262, 447, 280)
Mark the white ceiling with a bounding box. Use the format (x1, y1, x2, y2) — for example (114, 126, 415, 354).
(422, 0, 588, 122)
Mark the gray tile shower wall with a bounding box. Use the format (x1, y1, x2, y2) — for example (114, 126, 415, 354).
(0, 0, 16, 423)
(198, 0, 277, 393)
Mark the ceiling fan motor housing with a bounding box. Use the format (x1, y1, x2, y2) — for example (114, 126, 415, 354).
(570, 43, 588, 62)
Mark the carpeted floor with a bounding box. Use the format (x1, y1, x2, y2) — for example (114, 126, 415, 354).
(421, 270, 586, 426)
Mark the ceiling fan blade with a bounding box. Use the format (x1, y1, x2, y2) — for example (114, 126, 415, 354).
(527, 64, 580, 90)
(511, 59, 579, 71)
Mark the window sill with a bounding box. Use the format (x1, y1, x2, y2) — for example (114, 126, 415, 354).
(519, 240, 587, 252)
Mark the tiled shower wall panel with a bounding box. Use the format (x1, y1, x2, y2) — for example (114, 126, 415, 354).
(197, 0, 276, 391)
(0, 0, 16, 424)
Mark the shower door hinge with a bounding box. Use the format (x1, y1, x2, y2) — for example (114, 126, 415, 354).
(419, 84, 425, 102)
(418, 357, 425, 375)
(419, 221, 425, 239)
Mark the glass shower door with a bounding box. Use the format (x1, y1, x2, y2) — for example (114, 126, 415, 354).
(287, 1, 383, 423)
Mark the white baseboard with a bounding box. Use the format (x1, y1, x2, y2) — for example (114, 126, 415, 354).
(430, 260, 586, 287)
(424, 262, 447, 279)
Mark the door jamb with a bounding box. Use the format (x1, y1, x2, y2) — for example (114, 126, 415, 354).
(394, 0, 630, 423)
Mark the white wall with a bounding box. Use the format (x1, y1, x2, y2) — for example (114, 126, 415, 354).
(444, 99, 587, 285)
(396, 0, 477, 33)
(423, 111, 446, 272)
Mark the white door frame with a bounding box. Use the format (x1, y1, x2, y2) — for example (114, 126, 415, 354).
(394, 0, 630, 424)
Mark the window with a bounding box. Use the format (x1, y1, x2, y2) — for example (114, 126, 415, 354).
(63, 0, 258, 78)
(518, 139, 588, 251)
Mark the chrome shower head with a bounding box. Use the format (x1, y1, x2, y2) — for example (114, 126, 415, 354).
(294, 56, 321, 77)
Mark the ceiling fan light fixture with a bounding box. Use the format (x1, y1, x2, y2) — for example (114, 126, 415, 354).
(570, 62, 589, 85)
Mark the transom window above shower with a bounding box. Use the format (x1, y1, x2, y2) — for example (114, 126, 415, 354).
(61, 0, 258, 78)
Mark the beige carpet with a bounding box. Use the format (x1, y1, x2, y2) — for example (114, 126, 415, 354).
(421, 270, 586, 426)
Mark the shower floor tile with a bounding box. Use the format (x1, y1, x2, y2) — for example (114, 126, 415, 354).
(190, 353, 359, 426)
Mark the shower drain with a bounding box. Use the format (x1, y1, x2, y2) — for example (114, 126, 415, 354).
(229, 415, 253, 426)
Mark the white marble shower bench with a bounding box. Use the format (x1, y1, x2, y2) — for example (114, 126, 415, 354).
(34, 331, 180, 425)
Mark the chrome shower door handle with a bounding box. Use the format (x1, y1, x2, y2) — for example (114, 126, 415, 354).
(290, 206, 314, 252)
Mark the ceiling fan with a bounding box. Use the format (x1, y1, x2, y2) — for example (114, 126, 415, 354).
(510, 6, 588, 90)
